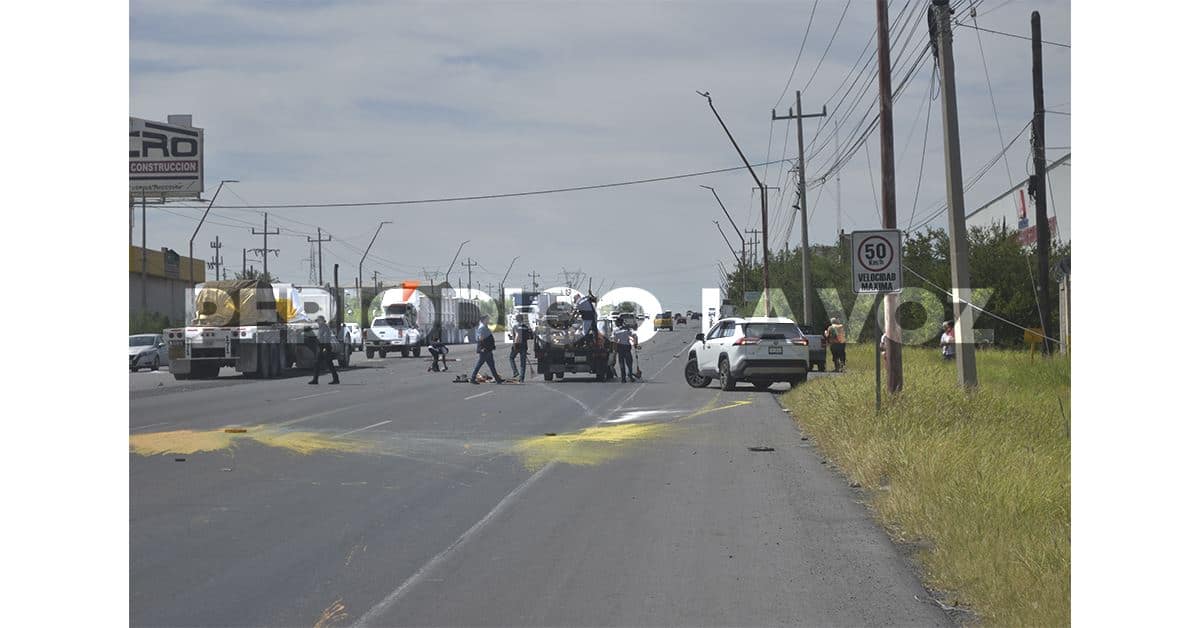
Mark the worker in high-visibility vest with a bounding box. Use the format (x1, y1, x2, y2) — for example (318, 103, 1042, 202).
(824, 317, 848, 372)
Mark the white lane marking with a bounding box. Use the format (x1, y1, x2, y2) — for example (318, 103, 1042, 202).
(278, 401, 375, 427)
(463, 390, 494, 401)
(352, 462, 557, 627)
(600, 409, 688, 424)
(291, 391, 339, 401)
(354, 345, 686, 625)
(335, 420, 392, 438)
(130, 422, 169, 432)
(535, 384, 595, 418)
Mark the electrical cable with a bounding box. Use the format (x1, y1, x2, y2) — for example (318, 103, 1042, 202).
(903, 263, 1062, 343)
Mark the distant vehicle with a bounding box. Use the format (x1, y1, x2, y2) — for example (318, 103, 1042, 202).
(798, 324, 827, 372)
(684, 316, 809, 391)
(129, 334, 168, 372)
(654, 311, 674, 331)
(690, 312, 702, 321)
(344, 322, 363, 352)
(674, 313, 687, 325)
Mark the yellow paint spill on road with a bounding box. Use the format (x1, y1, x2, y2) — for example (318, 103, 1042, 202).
(129, 426, 366, 457)
(512, 423, 672, 471)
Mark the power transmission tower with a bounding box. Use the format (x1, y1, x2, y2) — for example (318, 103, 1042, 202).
(303, 243, 317, 284)
(461, 257, 478, 292)
(930, 0, 978, 387)
(251, 213, 281, 278)
(207, 235, 224, 279)
(307, 227, 332, 285)
(876, 0, 903, 393)
(773, 92, 827, 326)
(1031, 10, 1052, 355)
(422, 267, 442, 286)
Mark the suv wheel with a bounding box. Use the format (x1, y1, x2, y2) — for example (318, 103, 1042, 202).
(719, 357, 737, 391)
(790, 370, 809, 386)
(685, 358, 712, 388)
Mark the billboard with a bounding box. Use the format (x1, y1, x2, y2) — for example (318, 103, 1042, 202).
(129, 116, 204, 199)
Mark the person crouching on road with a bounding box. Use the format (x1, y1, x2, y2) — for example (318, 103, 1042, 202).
(427, 329, 449, 372)
(612, 321, 638, 383)
(470, 314, 503, 384)
(508, 316, 530, 383)
(309, 315, 340, 385)
(824, 316, 847, 372)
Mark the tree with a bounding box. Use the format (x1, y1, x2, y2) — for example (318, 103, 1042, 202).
(235, 268, 277, 283)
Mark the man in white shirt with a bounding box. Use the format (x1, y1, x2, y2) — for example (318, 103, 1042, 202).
(612, 322, 639, 383)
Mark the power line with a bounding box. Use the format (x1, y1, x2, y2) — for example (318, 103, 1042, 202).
(953, 20, 1070, 48)
(171, 158, 795, 211)
(799, 0, 853, 94)
(772, 0, 821, 109)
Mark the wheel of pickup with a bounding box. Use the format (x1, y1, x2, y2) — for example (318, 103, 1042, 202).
(366, 347, 376, 359)
(719, 357, 737, 391)
(684, 358, 712, 388)
(544, 372, 554, 382)
(338, 347, 350, 368)
(379, 350, 387, 358)
(411, 346, 421, 357)
(400, 347, 410, 358)
(790, 370, 809, 386)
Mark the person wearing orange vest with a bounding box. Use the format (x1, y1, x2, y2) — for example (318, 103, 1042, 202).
(824, 317, 848, 372)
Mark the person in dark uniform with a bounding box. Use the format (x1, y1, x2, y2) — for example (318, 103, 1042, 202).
(508, 316, 531, 382)
(309, 315, 340, 385)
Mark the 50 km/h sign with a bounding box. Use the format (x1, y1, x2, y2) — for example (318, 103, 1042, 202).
(851, 229, 902, 294)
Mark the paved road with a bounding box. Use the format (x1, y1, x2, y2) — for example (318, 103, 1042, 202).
(130, 331, 949, 627)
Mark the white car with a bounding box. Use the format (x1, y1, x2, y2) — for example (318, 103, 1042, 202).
(684, 317, 809, 390)
(342, 322, 364, 352)
(366, 316, 424, 358)
(129, 334, 168, 372)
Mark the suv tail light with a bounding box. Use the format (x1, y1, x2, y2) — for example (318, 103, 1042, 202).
(789, 337, 809, 346)
(733, 336, 761, 346)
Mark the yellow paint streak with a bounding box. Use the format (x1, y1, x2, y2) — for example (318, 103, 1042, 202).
(512, 423, 671, 471)
(129, 425, 367, 457)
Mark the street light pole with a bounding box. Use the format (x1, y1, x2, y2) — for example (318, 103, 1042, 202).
(698, 91, 773, 314)
(445, 240, 470, 287)
(358, 220, 392, 317)
(188, 179, 237, 288)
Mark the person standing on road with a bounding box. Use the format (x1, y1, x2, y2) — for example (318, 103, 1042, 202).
(470, 314, 503, 384)
(824, 317, 848, 372)
(508, 316, 530, 383)
(940, 321, 956, 361)
(612, 321, 639, 383)
(309, 315, 340, 385)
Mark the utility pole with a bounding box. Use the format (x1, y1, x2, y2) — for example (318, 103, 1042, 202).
(772, 91, 827, 326)
(930, 0, 978, 387)
(372, 270, 381, 292)
(876, 0, 903, 393)
(358, 221, 392, 310)
(207, 235, 224, 280)
(307, 227, 332, 285)
(744, 229, 761, 266)
(141, 196, 147, 314)
(461, 257, 478, 292)
(528, 270, 540, 291)
(242, 248, 248, 275)
(251, 212, 280, 278)
(1031, 10, 1053, 355)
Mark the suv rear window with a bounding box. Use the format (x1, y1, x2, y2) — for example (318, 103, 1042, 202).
(742, 322, 802, 340)
(374, 317, 408, 328)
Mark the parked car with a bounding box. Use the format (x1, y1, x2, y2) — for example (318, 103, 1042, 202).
(654, 311, 674, 331)
(343, 322, 364, 352)
(129, 333, 168, 372)
(683, 317, 809, 390)
(690, 312, 702, 320)
(798, 324, 827, 371)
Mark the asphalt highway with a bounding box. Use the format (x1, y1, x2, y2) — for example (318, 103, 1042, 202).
(129, 329, 950, 627)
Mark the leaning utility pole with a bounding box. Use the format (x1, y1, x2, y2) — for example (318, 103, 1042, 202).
(1031, 10, 1053, 355)
(307, 228, 332, 285)
(876, 0, 903, 393)
(772, 91, 827, 326)
(930, 0, 978, 387)
(251, 213, 280, 278)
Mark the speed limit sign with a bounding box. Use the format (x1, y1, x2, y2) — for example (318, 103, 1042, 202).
(850, 229, 902, 294)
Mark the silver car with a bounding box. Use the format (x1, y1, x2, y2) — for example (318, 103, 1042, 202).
(684, 317, 809, 390)
(129, 334, 168, 372)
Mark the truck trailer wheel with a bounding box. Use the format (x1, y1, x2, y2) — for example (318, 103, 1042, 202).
(338, 348, 351, 368)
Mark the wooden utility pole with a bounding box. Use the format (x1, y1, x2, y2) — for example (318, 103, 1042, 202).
(930, 0, 978, 387)
(744, 228, 761, 266)
(207, 235, 224, 281)
(462, 257, 478, 292)
(772, 91, 827, 326)
(876, 0, 903, 393)
(307, 227, 332, 285)
(528, 270, 540, 290)
(251, 213, 280, 278)
(1031, 11, 1053, 355)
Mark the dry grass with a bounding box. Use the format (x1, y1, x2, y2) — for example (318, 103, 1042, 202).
(782, 344, 1070, 626)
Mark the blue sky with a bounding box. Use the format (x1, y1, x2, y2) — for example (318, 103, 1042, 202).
(130, 0, 1071, 311)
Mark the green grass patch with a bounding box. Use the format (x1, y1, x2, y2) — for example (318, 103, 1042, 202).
(782, 344, 1069, 626)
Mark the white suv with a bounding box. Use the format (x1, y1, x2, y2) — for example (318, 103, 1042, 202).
(684, 316, 809, 390)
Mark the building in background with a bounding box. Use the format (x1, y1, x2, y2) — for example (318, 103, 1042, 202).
(130, 246, 205, 324)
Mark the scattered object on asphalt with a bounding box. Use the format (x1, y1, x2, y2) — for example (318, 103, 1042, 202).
(453, 374, 470, 383)
(224, 428, 247, 434)
(544, 432, 557, 437)
(221, 468, 233, 472)
(800, 436, 809, 441)
(850, 482, 861, 488)
(174, 458, 186, 462)
(747, 446, 775, 452)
